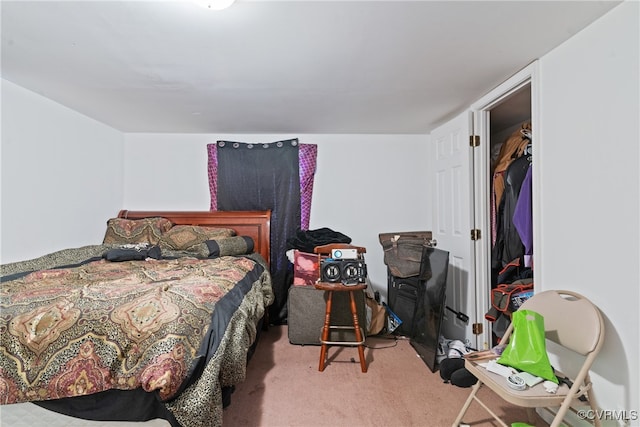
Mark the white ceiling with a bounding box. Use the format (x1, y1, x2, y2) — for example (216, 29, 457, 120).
(1, 0, 621, 134)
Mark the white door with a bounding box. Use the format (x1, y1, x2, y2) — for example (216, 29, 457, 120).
(429, 111, 478, 349)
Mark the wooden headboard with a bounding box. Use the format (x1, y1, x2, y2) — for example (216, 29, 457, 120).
(118, 210, 271, 265)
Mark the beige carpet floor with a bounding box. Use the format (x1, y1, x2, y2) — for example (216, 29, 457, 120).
(223, 325, 534, 427)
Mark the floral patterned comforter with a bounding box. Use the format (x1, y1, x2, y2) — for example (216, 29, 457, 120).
(0, 252, 273, 427)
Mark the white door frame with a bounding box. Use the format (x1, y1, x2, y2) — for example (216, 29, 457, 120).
(470, 61, 540, 350)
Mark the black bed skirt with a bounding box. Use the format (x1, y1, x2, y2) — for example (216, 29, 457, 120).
(35, 387, 179, 426)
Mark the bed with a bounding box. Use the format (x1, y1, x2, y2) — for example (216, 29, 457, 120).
(0, 210, 273, 427)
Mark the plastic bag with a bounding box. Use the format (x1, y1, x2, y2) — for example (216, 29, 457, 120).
(365, 295, 386, 336)
(497, 309, 558, 384)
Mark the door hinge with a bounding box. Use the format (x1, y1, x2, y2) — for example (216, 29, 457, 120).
(472, 323, 483, 335)
(471, 229, 481, 241)
(470, 135, 480, 147)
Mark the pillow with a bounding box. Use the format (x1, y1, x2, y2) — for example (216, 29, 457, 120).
(293, 250, 319, 286)
(159, 225, 236, 251)
(204, 236, 254, 257)
(103, 217, 174, 245)
(161, 236, 254, 259)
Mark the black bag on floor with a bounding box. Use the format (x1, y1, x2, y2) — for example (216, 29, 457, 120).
(439, 357, 477, 388)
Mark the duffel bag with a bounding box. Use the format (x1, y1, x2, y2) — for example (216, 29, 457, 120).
(379, 231, 433, 279)
(490, 279, 534, 315)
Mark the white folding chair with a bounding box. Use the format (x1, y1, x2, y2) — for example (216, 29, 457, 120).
(453, 290, 605, 427)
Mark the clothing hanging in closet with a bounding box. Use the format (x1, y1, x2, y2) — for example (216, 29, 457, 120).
(513, 163, 533, 268)
(487, 125, 534, 340)
(496, 143, 532, 268)
(490, 123, 531, 246)
(490, 123, 532, 288)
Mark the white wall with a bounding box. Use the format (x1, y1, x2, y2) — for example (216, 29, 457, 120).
(0, 79, 124, 263)
(538, 0, 639, 415)
(123, 133, 431, 296)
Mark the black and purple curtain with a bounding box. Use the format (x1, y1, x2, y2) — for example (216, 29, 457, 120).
(207, 138, 317, 324)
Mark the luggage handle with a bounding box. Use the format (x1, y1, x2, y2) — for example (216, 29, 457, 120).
(446, 305, 469, 323)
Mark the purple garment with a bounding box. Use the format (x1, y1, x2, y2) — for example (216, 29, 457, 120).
(297, 144, 318, 230)
(512, 166, 533, 266)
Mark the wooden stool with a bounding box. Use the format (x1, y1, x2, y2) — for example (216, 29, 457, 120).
(314, 281, 368, 373)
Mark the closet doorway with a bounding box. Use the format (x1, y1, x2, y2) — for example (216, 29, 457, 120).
(432, 62, 537, 351)
(471, 62, 537, 350)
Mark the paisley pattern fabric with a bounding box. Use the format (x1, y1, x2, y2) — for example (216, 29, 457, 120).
(103, 217, 174, 245)
(0, 254, 273, 427)
(158, 225, 236, 251)
(0, 244, 118, 277)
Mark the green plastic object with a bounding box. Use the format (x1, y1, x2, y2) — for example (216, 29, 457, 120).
(497, 309, 559, 384)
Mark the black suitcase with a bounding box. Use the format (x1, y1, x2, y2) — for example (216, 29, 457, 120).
(387, 271, 421, 336)
(287, 285, 366, 345)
